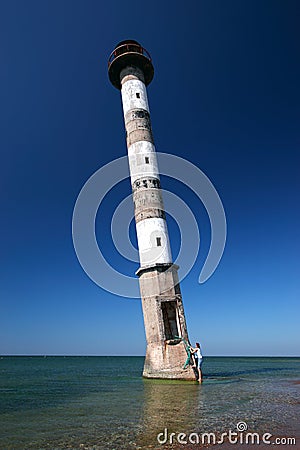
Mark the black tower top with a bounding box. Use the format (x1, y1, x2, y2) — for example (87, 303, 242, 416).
(108, 40, 154, 90)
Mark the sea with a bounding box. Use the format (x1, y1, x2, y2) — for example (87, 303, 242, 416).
(0, 356, 299, 449)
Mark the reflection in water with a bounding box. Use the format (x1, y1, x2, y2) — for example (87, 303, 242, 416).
(136, 379, 202, 447)
(134, 369, 300, 449)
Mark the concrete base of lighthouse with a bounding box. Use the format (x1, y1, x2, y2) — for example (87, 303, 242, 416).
(137, 264, 197, 381)
(143, 341, 196, 380)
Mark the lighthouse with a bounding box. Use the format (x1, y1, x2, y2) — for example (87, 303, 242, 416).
(108, 40, 195, 380)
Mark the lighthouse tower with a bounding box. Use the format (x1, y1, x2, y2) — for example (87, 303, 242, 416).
(108, 40, 195, 380)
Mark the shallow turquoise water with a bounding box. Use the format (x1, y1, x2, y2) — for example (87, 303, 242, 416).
(0, 356, 299, 449)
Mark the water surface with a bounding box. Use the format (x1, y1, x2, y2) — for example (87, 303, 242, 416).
(0, 356, 299, 449)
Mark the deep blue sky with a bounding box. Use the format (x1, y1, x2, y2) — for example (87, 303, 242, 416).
(1, 1, 299, 356)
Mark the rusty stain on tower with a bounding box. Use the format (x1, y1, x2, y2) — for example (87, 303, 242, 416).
(108, 40, 196, 380)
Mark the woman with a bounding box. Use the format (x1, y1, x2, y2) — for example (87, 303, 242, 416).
(191, 342, 203, 383)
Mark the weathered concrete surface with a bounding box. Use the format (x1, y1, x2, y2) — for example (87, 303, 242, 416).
(138, 264, 196, 380)
(143, 340, 195, 380)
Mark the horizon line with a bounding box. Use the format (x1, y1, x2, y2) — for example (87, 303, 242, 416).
(1, 354, 299, 358)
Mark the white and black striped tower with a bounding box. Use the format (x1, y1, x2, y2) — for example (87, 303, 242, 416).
(108, 40, 195, 380)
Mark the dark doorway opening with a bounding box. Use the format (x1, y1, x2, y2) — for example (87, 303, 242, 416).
(161, 301, 180, 340)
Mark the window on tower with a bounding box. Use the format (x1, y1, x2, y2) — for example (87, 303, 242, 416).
(136, 92, 140, 98)
(156, 237, 161, 247)
(145, 156, 149, 164)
